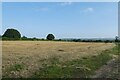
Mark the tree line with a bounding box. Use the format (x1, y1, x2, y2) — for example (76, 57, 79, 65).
(0, 28, 120, 43)
(1, 28, 55, 41)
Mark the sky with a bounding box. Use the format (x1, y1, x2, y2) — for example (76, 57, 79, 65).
(2, 2, 118, 39)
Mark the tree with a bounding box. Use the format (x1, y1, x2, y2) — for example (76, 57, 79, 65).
(2, 28, 21, 39)
(21, 36, 27, 40)
(22, 36, 27, 39)
(46, 34, 55, 40)
(115, 36, 119, 42)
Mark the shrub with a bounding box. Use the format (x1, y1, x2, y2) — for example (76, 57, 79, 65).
(2, 28, 21, 40)
(46, 34, 55, 40)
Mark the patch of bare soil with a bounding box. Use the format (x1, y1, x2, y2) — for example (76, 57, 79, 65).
(91, 57, 120, 79)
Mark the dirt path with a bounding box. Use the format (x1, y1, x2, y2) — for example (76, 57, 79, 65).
(91, 57, 120, 79)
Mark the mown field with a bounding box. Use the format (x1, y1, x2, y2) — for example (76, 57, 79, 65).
(2, 41, 119, 78)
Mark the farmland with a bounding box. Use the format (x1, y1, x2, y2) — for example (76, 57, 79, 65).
(2, 41, 119, 78)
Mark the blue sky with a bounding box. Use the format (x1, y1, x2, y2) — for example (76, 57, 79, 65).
(2, 2, 118, 39)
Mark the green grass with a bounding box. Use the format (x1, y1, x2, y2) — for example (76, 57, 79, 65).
(32, 44, 119, 78)
(3, 64, 25, 78)
(10, 64, 24, 71)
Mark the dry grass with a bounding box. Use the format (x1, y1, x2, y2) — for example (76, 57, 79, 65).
(2, 41, 115, 78)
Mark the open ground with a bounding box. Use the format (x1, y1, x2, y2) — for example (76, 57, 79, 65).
(2, 41, 118, 78)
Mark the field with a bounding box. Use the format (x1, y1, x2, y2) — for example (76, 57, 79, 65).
(2, 41, 119, 78)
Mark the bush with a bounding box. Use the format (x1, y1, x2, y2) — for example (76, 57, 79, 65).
(2, 28, 21, 40)
(46, 34, 55, 40)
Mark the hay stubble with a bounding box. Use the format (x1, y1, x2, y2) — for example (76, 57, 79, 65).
(2, 41, 115, 78)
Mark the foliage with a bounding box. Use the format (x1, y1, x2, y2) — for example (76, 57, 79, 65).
(22, 36, 27, 39)
(2, 28, 120, 43)
(115, 36, 119, 42)
(2, 29, 21, 40)
(46, 34, 55, 40)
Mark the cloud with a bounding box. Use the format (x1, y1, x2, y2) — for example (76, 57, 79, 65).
(59, 2, 72, 6)
(84, 7, 94, 12)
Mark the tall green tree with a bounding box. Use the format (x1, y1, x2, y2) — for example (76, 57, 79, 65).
(2, 29, 21, 39)
(46, 34, 55, 40)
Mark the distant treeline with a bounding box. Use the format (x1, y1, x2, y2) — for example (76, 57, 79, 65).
(0, 28, 120, 43)
(1, 28, 55, 41)
(1, 35, 120, 43)
(63, 39, 119, 43)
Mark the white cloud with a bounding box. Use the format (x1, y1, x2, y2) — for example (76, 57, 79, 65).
(84, 7, 94, 12)
(59, 2, 72, 6)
